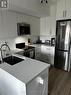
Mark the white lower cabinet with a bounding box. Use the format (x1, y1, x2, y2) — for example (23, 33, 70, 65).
(40, 45, 55, 65)
(35, 45, 41, 61)
(35, 44, 55, 65)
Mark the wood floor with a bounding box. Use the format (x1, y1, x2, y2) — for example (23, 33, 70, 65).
(48, 67, 71, 95)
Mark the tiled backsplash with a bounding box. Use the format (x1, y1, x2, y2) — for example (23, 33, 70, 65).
(0, 35, 55, 51)
(40, 35, 55, 43)
(15, 35, 38, 45)
(0, 38, 16, 49)
(0, 35, 38, 50)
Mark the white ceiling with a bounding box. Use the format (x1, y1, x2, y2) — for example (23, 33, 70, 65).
(9, 4, 49, 18)
(8, 0, 57, 17)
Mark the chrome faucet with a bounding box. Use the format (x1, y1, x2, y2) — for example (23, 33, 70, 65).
(1, 42, 11, 62)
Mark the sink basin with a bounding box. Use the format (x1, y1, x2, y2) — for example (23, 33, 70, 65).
(3, 56, 24, 65)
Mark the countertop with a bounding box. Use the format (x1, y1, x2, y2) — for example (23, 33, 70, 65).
(33, 43, 55, 47)
(29, 43, 55, 48)
(0, 53, 50, 84)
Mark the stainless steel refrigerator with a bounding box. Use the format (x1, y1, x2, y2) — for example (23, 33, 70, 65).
(54, 20, 71, 71)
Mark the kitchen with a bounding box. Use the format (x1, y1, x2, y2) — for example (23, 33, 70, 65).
(0, 0, 71, 95)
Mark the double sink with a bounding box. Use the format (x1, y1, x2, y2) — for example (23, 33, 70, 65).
(3, 55, 24, 65)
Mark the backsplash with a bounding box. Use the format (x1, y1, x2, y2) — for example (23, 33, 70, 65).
(15, 35, 38, 45)
(40, 35, 55, 43)
(0, 35, 55, 49)
(0, 35, 55, 52)
(0, 38, 15, 49)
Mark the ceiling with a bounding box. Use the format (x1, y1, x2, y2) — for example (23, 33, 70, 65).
(8, 0, 57, 17)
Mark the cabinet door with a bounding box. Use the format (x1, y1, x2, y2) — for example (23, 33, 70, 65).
(65, 0, 71, 19)
(35, 46, 41, 60)
(0, 10, 3, 38)
(40, 17, 51, 36)
(16, 13, 23, 23)
(56, 0, 66, 20)
(40, 46, 50, 63)
(41, 45, 55, 65)
(40, 18, 46, 35)
(48, 47, 55, 65)
(49, 17, 56, 37)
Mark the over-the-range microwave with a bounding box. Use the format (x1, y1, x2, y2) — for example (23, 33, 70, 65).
(17, 23, 30, 36)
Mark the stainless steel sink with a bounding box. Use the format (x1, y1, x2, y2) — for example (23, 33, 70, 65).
(3, 56, 24, 65)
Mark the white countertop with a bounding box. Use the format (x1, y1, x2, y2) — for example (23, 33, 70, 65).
(32, 44, 55, 47)
(0, 54, 50, 84)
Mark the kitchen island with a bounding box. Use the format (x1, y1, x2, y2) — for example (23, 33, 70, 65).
(0, 54, 50, 95)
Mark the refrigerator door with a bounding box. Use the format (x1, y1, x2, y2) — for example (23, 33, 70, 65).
(54, 50, 70, 71)
(56, 21, 71, 51)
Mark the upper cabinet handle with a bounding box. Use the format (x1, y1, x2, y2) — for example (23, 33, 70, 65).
(63, 11, 64, 17)
(63, 10, 66, 17)
(65, 10, 67, 17)
(64, 10, 66, 17)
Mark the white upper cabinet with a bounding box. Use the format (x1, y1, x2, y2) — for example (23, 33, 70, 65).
(40, 17, 56, 37)
(40, 17, 46, 36)
(0, 10, 3, 37)
(16, 14, 23, 23)
(40, 17, 51, 36)
(65, 0, 71, 19)
(56, 0, 71, 20)
(56, 0, 66, 20)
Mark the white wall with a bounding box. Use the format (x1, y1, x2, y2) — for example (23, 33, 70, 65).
(0, 10, 17, 39)
(0, 10, 40, 49)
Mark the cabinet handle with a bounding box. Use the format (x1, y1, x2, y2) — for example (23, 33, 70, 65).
(63, 11, 66, 17)
(65, 10, 66, 17)
(64, 11, 65, 17)
(63, 11, 64, 17)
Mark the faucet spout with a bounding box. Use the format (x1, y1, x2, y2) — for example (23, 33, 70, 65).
(1, 42, 11, 62)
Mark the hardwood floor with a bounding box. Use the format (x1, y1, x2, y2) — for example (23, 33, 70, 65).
(48, 67, 71, 95)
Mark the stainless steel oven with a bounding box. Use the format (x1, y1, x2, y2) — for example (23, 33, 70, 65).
(16, 43, 35, 59)
(24, 48, 35, 59)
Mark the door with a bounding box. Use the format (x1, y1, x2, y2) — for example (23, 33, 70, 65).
(56, 21, 71, 50)
(54, 50, 70, 71)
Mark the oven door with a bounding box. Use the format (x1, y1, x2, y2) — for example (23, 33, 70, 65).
(24, 50, 35, 59)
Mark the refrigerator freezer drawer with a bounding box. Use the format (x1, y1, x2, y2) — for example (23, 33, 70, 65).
(54, 50, 70, 71)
